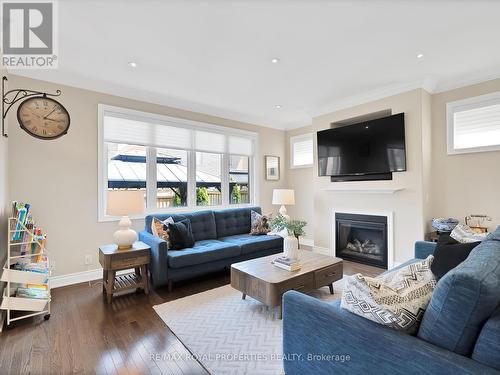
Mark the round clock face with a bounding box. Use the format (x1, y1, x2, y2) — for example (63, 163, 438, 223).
(17, 97, 70, 139)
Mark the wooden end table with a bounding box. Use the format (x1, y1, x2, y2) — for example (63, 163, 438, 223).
(99, 241, 151, 303)
(231, 250, 343, 318)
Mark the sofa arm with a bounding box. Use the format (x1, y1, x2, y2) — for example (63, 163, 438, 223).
(282, 291, 497, 375)
(139, 231, 169, 287)
(415, 241, 436, 259)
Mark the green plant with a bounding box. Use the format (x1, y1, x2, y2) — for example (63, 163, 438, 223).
(196, 187, 210, 205)
(270, 215, 307, 238)
(231, 184, 241, 204)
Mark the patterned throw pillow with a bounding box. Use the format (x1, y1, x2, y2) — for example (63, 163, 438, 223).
(450, 223, 488, 243)
(151, 217, 174, 247)
(250, 210, 270, 235)
(341, 256, 436, 334)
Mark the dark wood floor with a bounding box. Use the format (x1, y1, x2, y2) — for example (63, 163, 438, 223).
(0, 260, 381, 375)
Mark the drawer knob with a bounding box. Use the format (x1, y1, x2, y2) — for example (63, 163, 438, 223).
(294, 285, 305, 290)
(326, 272, 336, 277)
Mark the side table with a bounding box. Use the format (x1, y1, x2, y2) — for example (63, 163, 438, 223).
(98, 241, 151, 303)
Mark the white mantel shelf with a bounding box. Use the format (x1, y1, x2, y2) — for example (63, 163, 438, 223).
(323, 186, 405, 194)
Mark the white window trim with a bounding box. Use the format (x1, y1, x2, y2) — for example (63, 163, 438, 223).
(290, 133, 313, 168)
(447, 91, 500, 155)
(98, 104, 259, 222)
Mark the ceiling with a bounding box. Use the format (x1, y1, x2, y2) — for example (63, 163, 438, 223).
(10, 0, 500, 130)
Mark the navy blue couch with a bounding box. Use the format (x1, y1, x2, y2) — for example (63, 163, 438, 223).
(139, 206, 283, 289)
(283, 228, 500, 375)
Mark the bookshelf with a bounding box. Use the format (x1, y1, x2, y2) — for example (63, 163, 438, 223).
(1, 206, 51, 329)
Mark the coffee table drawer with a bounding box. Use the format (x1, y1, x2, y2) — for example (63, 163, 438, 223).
(277, 273, 314, 295)
(314, 263, 342, 288)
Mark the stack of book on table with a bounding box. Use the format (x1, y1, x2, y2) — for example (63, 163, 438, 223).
(273, 256, 301, 271)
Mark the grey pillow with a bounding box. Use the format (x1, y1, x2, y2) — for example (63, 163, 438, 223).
(250, 210, 270, 235)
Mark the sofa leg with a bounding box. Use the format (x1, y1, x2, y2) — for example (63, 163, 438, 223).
(329, 284, 334, 295)
(168, 280, 173, 292)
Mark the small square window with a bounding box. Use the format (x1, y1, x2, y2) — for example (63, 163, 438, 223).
(290, 133, 313, 168)
(447, 92, 500, 154)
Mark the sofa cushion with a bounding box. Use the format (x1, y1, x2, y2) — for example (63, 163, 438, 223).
(431, 234, 480, 280)
(145, 211, 217, 241)
(417, 226, 500, 356)
(219, 233, 283, 255)
(167, 240, 240, 269)
(472, 303, 500, 371)
(214, 207, 261, 238)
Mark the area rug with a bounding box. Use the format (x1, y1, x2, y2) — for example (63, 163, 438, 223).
(153, 280, 344, 375)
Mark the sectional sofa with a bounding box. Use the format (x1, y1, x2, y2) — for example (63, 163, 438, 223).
(283, 229, 500, 374)
(139, 206, 283, 290)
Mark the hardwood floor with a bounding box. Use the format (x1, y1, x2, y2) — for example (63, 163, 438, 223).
(0, 260, 382, 375)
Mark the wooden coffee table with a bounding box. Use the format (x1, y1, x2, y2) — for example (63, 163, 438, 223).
(231, 250, 343, 318)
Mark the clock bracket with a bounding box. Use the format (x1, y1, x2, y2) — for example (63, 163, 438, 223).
(2, 75, 63, 138)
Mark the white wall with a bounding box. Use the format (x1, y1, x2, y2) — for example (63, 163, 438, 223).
(285, 125, 314, 241)
(312, 89, 429, 264)
(429, 78, 500, 230)
(6, 74, 287, 277)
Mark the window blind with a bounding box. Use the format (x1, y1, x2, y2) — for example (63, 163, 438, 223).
(104, 114, 191, 149)
(103, 111, 255, 154)
(453, 101, 500, 150)
(291, 134, 313, 166)
(228, 136, 253, 156)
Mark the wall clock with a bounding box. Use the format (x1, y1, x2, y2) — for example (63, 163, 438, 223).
(1, 76, 69, 139)
(17, 96, 70, 140)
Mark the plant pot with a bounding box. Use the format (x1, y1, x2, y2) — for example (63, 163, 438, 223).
(284, 235, 299, 260)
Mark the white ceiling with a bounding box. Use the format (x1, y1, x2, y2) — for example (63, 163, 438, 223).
(11, 0, 500, 130)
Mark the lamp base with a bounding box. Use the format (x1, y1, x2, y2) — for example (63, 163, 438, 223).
(113, 216, 138, 250)
(279, 205, 290, 221)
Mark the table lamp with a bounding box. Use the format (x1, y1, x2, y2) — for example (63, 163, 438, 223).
(272, 189, 295, 220)
(107, 190, 144, 250)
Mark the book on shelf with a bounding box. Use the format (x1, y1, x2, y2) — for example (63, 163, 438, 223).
(16, 287, 49, 299)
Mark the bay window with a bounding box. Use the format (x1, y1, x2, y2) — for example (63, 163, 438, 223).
(98, 105, 258, 221)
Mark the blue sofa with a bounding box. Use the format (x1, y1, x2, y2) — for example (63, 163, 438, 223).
(139, 206, 283, 289)
(283, 229, 500, 375)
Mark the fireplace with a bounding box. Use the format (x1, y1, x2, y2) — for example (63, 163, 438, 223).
(335, 212, 388, 269)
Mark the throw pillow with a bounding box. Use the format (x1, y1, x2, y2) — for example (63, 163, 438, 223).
(450, 223, 488, 243)
(167, 219, 195, 250)
(250, 210, 270, 235)
(151, 217, 174, 244)
(431, 234, 480, 280)
(341, 256, 436, 335)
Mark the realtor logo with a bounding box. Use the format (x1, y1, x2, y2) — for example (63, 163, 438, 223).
(2, 1, 58, 68)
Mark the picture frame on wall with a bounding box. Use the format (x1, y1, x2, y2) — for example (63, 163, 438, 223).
(265, 155, 280, 181)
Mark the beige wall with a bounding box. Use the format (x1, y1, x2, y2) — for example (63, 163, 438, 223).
(430, 78, 500, 230)
(6, 74, 287, 277)
(0, 68, 8, 267)
(285, 126, 314, 240)
(312, 89, 430, 264)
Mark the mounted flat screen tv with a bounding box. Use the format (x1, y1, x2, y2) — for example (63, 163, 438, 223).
(317, 113, 406, 180)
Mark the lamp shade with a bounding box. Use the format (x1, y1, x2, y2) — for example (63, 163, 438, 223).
(272, 189, 295, 205)
(106, 190, 145, 216)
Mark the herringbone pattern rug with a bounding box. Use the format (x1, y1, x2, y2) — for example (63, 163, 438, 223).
(153, 281, 343, 374)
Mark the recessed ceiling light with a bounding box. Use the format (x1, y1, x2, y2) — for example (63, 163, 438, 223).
(128, 61, 138, 68)
(271, 58, 280, 64)
(417, 53, 424, 59)
(275, 105, 282, 109)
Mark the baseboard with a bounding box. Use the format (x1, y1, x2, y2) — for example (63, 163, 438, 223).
(50, 268, 132, 288)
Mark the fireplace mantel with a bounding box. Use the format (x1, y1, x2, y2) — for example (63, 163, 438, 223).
(323, 186, 404, 194)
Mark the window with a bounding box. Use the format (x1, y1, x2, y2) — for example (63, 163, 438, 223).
(447, 91, 500, 154)
(290, 133, 313, 168)
(196, 152, 222, 206)
(230, 155, 250, 204)
(98, 105, 257, 220)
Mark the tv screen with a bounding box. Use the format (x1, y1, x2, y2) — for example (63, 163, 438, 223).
(317, 113, 406, 177)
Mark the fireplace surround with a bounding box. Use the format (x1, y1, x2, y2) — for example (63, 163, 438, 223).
(334, 212, 391, 269)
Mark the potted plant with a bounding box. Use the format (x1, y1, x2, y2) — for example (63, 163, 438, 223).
(270, 215, 307, 260)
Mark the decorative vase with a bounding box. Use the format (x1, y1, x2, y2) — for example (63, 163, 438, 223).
(284, 235, 299, 260)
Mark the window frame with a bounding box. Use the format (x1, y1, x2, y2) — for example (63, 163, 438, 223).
(98, 104, 258, 222)
(447, 91, 500, 155)
(290, 133, 313, 168)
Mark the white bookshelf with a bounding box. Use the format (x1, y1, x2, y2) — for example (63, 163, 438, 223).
(1, 216, 51, 329)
